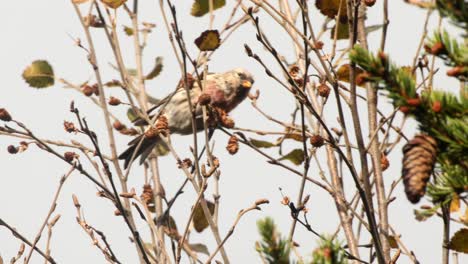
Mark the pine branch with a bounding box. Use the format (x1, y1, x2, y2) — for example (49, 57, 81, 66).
(255, 217, 291, 264)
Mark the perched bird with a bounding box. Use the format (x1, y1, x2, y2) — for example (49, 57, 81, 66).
(118, 68, 254, 168)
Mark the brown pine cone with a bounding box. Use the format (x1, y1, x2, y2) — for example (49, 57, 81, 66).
(402, 135, 437, 203)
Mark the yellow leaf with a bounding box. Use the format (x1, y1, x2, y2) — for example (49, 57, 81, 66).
(387, 235, 399, 249)
(404, 0, 436, 9)
(123, 26, 134, 36)
(193, 200, 215, 233)
(336, 64, 351, 82)
(22, 60, 55, 89)
(336, 64, 364, 84)
(460, 208, 468, 225)
(194, 30, 221, 51)
(315, 0, 347, 23)
(284, 133, 304, 142)
(449, 228, 468, 253)
(72, 0, 90, 4)
(283, 128, 305, 142)
(191, 0, 226, 17)
(101, 0, 127, 9)
(400, 66, 417, 81)
(450, 194, 461, 213)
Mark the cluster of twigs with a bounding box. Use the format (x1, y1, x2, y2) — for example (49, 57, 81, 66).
(1, 1, 466, 264)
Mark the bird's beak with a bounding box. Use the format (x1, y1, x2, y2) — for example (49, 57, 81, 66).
(241, 80, 252, 89)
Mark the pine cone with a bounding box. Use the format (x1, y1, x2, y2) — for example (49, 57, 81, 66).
(402, 135, 437, 203)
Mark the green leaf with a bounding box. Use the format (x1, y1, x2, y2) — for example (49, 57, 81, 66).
(250, 138, 277, 148)
(449, 228, 468, 253)
(256, 217, 291, 264)
(189, 243, 209, 255)
(414, 208, 436, 221)
(127, 68, 137, 76)
(145, 57, 164, 80)
(123, 25, 134, 36)
(127, 108, 138, 122)
(192, 200, 215, 233)
(22, 60, 55, 88)
(330, 21, 349, 40)
(316, 0, 347, 23)
(312, 235, 348, 264)
(365, 24, 384, 34)
(279, 149, 305, 165)
(191, 0, 226, 17)
(194, 30, 221, 51)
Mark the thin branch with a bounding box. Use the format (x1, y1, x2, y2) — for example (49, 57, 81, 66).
(0, 218, 56, 264)
(204, 200, 269, 264)
(24, 166, 75, 264)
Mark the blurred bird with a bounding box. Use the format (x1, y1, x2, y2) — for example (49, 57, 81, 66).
(118, 68, 254, 168)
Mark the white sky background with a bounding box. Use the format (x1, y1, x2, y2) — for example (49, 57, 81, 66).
(0, 0, 466, 263)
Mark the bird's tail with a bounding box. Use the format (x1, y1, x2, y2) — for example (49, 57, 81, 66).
(118, 135, 169, 169)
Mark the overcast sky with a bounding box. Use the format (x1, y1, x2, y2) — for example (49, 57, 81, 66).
(0, 1, 466, 263)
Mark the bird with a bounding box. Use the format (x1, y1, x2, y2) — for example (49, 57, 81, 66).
(118, 68, 254, 169)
